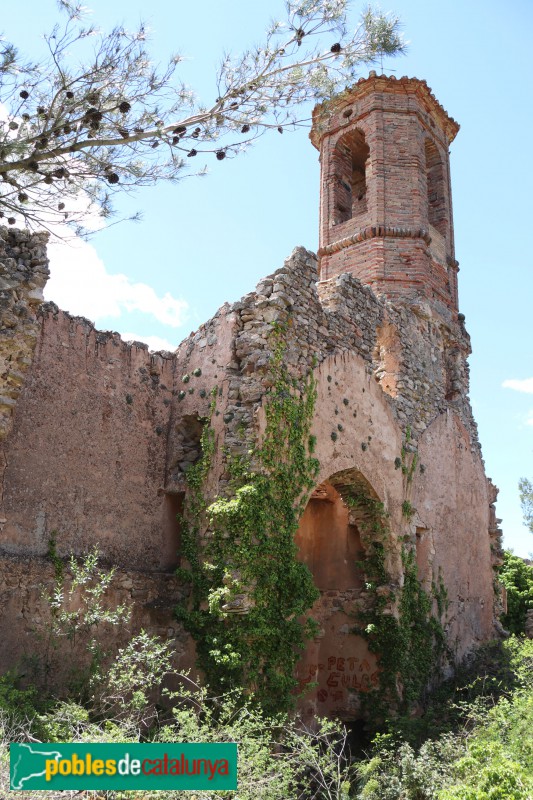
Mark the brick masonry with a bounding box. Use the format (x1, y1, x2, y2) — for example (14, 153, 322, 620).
(311, 72, 460, 315)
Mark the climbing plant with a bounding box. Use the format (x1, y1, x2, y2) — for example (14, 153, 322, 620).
(348, 490, 447, 723)
(395, 425, 423, 520)
(176, 324, 321, 715)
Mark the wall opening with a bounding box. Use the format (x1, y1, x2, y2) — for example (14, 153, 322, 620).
(415, 526, 431, 588)
(332, 129, 369, 225)
(295, 471, 382, 722)
(164, 413, 207, 569)
(168, 414, 206, 485)
(425, 138, 447, 236)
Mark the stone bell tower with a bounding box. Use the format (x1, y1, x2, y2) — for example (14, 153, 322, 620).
(310, 72, 460, 318)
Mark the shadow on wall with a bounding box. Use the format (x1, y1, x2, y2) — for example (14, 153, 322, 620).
(295, 470, 382, 722)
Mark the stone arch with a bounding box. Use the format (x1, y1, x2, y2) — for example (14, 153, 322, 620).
(425, 138, 447, 236)
(295, 468, 385, 722)
(332, 129, 369, 224)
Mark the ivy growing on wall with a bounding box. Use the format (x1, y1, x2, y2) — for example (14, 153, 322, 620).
(176, 324, 321, 715)
(348, 492, 447, 722)
(176, 330, 448, 721)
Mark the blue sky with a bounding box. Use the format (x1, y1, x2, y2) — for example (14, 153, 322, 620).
(6, 0, 533, 556)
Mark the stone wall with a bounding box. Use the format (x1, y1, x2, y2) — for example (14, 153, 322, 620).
(1, 302, 176, 570)
(168, 246, 479, 473)
(167, 244, 500, 688)
(0, 228, 502, 714)
(0, 227, 49, 443)
(0, 229, 185, 676)
(0, 552, 184, 686)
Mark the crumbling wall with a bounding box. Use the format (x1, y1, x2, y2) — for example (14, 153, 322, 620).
(0, 231, 501, 698)
(1, 303, 175, 569)
(0, 552, 184, 684)
(0, 229, 184, 675)
(166, 247, 499, 675)
(169, 246, 479, 478)
(0, 227, 49, 443)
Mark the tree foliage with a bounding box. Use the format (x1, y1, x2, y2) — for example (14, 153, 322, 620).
(519, 478, 533, 536)
(500, 551, 533, 636)
(0, 0, 404, 234)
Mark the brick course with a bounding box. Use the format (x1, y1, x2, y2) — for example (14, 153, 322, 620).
(311, 73, 459, 317)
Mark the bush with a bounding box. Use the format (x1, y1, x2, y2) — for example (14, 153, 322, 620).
(0, 671, 42, 723)
(3, 543, 533, 800)
(0, 550, 355, 798)
(1, 693, 355, 799)
(354, 639, 533, 800)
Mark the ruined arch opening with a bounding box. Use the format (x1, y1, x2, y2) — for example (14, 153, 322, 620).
(295, 469, 385, 722)
(332, 129, 369, 225)
(425, 138, 447, 237)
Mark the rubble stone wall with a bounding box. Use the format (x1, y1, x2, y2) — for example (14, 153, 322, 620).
(0, 229, 502, 701)
(0, 227, 49, 444)
(0, 552, 184, 683)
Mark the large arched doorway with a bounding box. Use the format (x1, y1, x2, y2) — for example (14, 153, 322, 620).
(294, 471, 382, 721)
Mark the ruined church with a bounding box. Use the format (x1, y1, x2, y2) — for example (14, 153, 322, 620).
(0, 73, 503, 720)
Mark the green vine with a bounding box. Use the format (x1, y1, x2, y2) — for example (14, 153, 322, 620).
(175, 390, 217, 610)
(47, 530, 64, 583)
(401, 499, 415, 520)
(348, 495, 446, 721)
(398, 427, 422, 519)
(400, 425, 419, 487)
(176, 323, 320, 715)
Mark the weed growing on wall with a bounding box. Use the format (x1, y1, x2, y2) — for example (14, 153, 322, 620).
(348, 492, 446, 723)
(38, 547, 131, 698)
(177, 324, 321, 714)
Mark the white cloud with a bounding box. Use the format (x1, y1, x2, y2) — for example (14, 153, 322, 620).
(120, 332, 178, 352)
(502, 378, 533, 394)
(45, 237, 188, 328)
(2, 102, 187, 332)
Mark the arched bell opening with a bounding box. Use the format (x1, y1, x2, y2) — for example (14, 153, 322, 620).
(332, 129, 369, 225)
(295, 470, 385, 722)
(425, 138, 447, 237)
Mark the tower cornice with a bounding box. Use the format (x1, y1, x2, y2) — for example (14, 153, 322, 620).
(311, 73, 460, 150)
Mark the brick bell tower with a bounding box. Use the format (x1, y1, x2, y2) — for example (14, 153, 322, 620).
(310, 72, 460, 317)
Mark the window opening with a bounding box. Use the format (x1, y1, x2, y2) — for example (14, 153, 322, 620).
(333, 129, 369, 224)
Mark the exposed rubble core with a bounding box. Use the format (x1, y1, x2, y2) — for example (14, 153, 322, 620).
(0, 227, 49, 443)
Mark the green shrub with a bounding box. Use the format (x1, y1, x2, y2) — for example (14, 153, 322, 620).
(0, 671, 41, 722)
(356, 733, 463, 799)
(355, 639, 533, 800)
